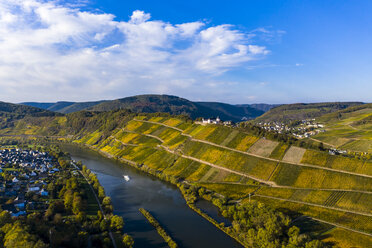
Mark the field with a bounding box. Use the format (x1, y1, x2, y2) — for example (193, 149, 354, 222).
(256, 187, 372, 214)
(269, 143, 289, 159)
(182, 140, 277, 180)
(282, 146, 306, 163)
(225, 132, 259, 151)
(249, 196, 372, 234)
(271, 163, 372, 191)
(248, 138, 278, 157)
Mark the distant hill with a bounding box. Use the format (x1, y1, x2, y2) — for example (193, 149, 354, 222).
(22, 101, 106, 114)
(23, 95, 265, 122)
(238, 103, 279, 112)
(89, 95, 264, 122)
(253, 102, 364, 123)
(0, 101, 61, 129)
(194, 101, 264, 121)
(0, 101, 59, 117)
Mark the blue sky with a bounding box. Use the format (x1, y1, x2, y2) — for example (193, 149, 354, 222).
(0, 0, 371, 104)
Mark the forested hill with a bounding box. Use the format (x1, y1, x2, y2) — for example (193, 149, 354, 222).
(0, 101, 60, 117)
(23, 95, 265, 122)
(237, 103, 279, 112)
(253, 102, 364, 123)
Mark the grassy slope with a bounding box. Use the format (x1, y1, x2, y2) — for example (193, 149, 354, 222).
(1, 112, 372, 246)
(311, 104, 372, 153)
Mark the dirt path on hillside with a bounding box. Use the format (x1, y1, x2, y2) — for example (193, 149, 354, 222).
(158, 144, 277, 186)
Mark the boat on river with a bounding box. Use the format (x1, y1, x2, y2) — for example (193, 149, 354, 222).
(123, 175, 130, 181)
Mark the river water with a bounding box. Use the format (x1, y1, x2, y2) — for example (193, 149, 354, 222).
(62, 144, 241, 248)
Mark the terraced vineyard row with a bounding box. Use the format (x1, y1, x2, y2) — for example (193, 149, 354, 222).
(256, 187, 371, 214)
(324, 191, 346, 207)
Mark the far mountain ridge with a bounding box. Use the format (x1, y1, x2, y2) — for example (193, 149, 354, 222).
(22, 95, 265, 122)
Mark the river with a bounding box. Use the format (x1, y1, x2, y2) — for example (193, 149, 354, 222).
(62, 144, 241, 248)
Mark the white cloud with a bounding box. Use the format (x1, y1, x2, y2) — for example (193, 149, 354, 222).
(0, 0, 271, 102)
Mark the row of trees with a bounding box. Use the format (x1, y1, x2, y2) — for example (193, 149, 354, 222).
(139, 208, 177, 248)
(81, 164, 134, 248)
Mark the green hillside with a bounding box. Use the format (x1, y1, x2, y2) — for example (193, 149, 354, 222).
(1, 111, 371, 247)
(254, 102, 364, 123)
(89, 95, 264, 121)
(0, 101, 61, 129)
(310, 103, 372, 153)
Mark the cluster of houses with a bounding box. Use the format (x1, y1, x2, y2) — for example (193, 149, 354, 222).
(257, 119, 325, 139)
(329, 148, 347, 155)
(0, 149, 59, 217)
(197, 117, 233, 126)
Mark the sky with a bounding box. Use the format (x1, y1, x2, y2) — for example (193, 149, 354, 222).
(0, 0, 371, 104)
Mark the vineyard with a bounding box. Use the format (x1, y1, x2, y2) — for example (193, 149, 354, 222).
(2, 112, 371, 246)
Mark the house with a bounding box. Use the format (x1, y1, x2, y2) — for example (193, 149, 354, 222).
(11, 211, 26, 217)
(40, 189, 48, 196)
(28, 186, 40, 192)
(201, 117, 221, 124)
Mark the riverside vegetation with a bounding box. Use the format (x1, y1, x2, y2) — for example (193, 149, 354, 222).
(0, 109, 371, 247)
(139, 208, 178, 248)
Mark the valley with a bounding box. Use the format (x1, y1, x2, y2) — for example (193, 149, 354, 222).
(0, 104, 371, 247)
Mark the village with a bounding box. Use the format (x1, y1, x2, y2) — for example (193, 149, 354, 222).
(256, 119, 326, 139)
(196, 117, 233, 126)
(0, 148, 60, 217)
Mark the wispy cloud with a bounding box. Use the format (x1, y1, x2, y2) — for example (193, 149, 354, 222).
(0, 0, 271, 102)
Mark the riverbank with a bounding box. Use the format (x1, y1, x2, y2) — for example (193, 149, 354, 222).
(62, 142, 243, 248)
(72, 142, 245, 247)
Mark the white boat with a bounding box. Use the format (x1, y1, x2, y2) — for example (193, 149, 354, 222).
(123, 175, 130, 181)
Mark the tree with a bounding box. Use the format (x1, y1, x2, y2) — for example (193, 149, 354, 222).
(102, 196, 112, 206)
(110, 215, 124, 231)
(122, 234, 134, 248)
(100, 219, 109, 232)
(72, 195, 83, 215)
(0, 211, 11, 226)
